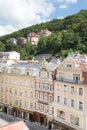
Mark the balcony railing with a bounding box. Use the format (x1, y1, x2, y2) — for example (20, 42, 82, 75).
(38, 99, 49, 105)
(52, 117, 82, 130)
(56, 78, 83, 84)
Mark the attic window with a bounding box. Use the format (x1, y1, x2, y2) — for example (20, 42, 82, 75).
(67, 64, 72, 68)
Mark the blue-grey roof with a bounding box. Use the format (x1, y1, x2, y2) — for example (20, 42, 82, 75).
(10, 61, 42, 69)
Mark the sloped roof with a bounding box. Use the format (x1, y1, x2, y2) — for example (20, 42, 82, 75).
(0, 121, 29, 130)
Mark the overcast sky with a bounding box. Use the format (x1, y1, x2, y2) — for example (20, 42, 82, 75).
(0, 0, 87, 36)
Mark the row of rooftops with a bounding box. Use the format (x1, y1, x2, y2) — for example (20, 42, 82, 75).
(0, 52, 87, 74)
(0, 59, 59, 77)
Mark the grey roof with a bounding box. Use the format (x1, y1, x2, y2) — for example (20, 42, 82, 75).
(10, 61, 42, 69)
(47, 62, 59, 72)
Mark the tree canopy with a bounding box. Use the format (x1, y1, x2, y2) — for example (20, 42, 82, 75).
(0, 9, 87, 59)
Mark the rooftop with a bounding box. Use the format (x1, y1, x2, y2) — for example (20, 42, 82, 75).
(0, 121, 29, 130)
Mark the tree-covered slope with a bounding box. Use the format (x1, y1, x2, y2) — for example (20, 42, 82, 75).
(0, 9, 87, 59)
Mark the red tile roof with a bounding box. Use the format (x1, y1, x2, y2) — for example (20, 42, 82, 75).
(0, 121, 29, 130)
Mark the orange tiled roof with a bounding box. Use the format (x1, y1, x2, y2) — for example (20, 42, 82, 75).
(0, 121, 29, 130)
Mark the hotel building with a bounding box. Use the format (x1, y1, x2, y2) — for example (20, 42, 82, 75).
(0, 61, 42, 121)
(53, 53, 87, 130)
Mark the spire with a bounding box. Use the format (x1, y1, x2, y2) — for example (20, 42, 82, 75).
(42, 57, 47, 68)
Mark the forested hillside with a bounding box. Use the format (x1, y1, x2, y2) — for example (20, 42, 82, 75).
(0, 9, 87, 59)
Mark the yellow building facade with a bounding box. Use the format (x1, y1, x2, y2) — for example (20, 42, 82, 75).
(0, 66, 35, 121)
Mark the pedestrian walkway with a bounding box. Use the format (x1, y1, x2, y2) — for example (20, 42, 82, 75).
(0, 118, 9, 126)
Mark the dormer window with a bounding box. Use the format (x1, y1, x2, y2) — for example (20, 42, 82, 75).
(67, 64, 72, 68)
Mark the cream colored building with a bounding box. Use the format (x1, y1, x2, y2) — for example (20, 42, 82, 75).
(1, 53, 87, 130)
(0, 62, 42, 121)
(27, 32, 39, 45)
(53, 53, 87, 130)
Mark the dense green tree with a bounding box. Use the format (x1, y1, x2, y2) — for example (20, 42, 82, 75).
(62, 30, 80, 50)
(37, 37, 47, 54)
(0, 42, 5, 52)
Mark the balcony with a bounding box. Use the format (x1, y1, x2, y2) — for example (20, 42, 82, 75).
(38, 99, 49, 105)
(56, 78, 83, 84)
(52, 117, 82, 130)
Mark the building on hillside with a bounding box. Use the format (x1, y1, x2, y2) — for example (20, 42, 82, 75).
(34, 59, 59, 125)
(0, 61, 42, 122)
(52, 53, 87, 130)
(17, 37, 27, 45)
(0, 51, 20, 64)
(27, 32, 39, 45)
(27, 29, 52, 45)
(10, 38, 17, 45)
(38, 29, 52, 37)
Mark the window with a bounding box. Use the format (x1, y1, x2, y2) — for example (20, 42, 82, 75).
(59, 72, 65, 80)
(14, 90, 17, 95)
(14, 100, 18, 106)
(19, 100, 22, 106)
(36, 93, 39, 99)
(50, 85, 53, 91)
(73, 74, 80, 83)
(30, 92, 33, 98)
(79, 88, 83, 95)
(1, 87, 3, 92)
(57, 110, 65, 120)
(10, 88, 12, 94)
(5, 87, 8, 92)
(57, 96, 60, 103)
(24, 101, 27, 107)
(63, 85, 67, 92)
(71, 86, 74, 93)
(64, 98, 67, 105)
(70, 114, 79, 126)
(71, 100, 74, 108)
(24, 91, 28, 97)
(19, 91, 22, 96)
(30, 103, 33, 109)
(27, 72, 29, 76)
(67, 64, 72, 68)
(36, 82, 39, 89)
(56, 84, 60, 90)
(79, 102, 83, 111)
(44, 84, 48, 90)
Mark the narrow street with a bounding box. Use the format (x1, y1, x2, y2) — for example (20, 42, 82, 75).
(0, 112, 49, 130)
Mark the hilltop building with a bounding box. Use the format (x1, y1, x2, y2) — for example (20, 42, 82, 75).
(27, 29, 52, 45)
(27, 32, 39, 45)
(38, 29, 52, 37)
(17, 37, 27, 45)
